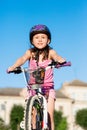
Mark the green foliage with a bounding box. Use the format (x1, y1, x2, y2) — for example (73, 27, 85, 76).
(54, 110, 62, 129)
(54, 110, 68, 130)
(75, 108, 87, 130)
(10, 104, 24, 130)
(0, 117, 10, 130)
(0, 117, 4, 123)
(58, 117, 68, 130)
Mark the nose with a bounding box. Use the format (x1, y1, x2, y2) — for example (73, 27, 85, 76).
(38, 37, 42, 42)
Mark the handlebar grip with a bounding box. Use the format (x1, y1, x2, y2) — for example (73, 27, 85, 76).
(48, 61, 71, 67)
(55, 61, 71, 68)
(7, 67, 22, 74)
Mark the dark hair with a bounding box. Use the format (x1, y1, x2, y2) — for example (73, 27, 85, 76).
(29, 24, 51, 43)
(31, 45, 52, 64)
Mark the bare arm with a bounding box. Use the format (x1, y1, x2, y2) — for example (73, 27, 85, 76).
(49, 49, 66, 63)
(7, 49, 31, 72)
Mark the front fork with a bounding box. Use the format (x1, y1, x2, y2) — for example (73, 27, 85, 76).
(38, 94, 48, 130)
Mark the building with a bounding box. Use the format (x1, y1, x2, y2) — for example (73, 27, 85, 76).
(0, 79, 87, 130)
(60, 79, 87, 130)
(0, 88, 25, 124)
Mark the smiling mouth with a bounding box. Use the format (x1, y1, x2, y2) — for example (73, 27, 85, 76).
(38, 43, 43, 45)
(38, 42, 43, 44)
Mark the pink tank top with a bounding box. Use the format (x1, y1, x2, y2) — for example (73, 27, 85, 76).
(29, 59, 54, 88)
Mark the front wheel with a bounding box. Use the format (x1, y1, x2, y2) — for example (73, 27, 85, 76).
(24, 95, 43, 130)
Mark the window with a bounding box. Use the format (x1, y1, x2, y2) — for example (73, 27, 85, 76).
(83, 93, 87, 101)
(71, 93, 78, 100)
(1, 104, 6, 110)
(59, 106, 63, 112)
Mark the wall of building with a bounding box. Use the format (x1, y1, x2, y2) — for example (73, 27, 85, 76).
(0, 80, 87, 130)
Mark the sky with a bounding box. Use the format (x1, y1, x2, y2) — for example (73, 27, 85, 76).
(0, 0, 87, 90)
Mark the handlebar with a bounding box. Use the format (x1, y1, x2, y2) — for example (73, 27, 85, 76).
(48, 61, 71, 68)
(7, 61, 71, 74)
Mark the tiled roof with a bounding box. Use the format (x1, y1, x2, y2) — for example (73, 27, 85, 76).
(0, 87, 68, 98)
(55, 90, 69, 99)
(0, 87, 23, 96)
(67, 79, 87, 86)
(1, 79, 86, 97)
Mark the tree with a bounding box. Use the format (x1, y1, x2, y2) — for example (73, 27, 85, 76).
(54, 110, 68, 130)
(58, 117, 68, 130)
(10, 104, 24, 130)
(54, 110, 62, 129)
(0, 118, 10, 130)
(75, 108, 87, 130)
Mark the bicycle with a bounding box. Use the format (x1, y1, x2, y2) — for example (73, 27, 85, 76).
(8, 61, 71, 130)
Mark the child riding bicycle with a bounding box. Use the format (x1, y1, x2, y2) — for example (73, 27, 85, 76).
(7, 24, 66, 130)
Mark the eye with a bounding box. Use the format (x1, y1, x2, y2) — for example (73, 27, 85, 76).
(35, 36, 39, 39)
(42, 36, 46, 39)
(42, 36, 45, 39)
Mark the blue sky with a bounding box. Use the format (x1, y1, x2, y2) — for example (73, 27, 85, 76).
(0, 0, 87, 89)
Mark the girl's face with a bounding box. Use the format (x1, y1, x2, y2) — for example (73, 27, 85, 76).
(32, 33, 50, 49)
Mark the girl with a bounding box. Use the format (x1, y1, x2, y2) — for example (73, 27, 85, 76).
(7, 24, 66, 130)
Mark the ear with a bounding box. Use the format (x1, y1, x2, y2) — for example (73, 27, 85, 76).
(47, 39, 50, 44)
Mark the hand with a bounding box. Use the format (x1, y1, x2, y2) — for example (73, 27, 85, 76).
(58, 58, 66, 64)
(7, 66, 15, 73)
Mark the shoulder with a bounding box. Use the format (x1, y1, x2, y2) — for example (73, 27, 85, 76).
(49, 49, 58, 56)
(49, 49, 59, 60)
(25, 48, 37, 59)
(25, 49, 32, 55)
(23, 49, 32, 60)
(49, 49, 56, 53)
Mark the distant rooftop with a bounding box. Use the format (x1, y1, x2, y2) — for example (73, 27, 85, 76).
(0, 80, 87, 97)
(55, 90, 69, 99)
(0, 87, 23, 96)
(0, 87, 69, 99)
(64, 79, 87, 86)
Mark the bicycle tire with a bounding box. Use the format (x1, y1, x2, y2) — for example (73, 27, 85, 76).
(24, 95, 43, 130)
